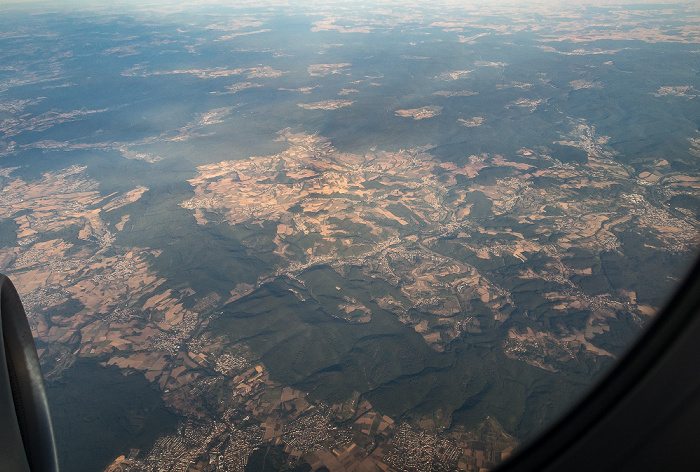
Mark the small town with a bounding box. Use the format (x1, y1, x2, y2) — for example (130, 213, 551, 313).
(105, 361, 517, 472)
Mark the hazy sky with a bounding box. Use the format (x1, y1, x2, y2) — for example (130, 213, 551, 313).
(0, 0, 691, 5)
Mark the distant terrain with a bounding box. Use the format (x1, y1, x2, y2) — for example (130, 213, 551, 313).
(0, 1, 698, 471)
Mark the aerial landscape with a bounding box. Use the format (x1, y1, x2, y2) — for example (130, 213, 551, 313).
(0, 0, 699, 471)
